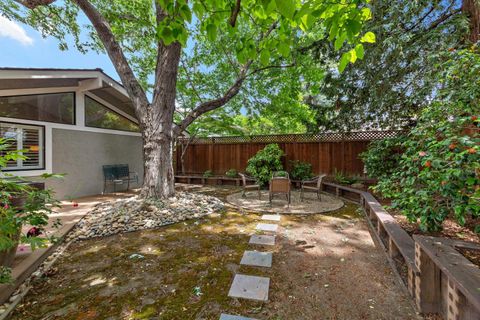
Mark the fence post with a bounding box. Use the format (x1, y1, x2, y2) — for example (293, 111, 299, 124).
(415, 241, 442, 313)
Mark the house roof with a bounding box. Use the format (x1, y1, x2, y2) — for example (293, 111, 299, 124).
(0, 68, 136, 118)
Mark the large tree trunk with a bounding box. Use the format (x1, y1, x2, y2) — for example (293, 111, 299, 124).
(463, 0, 480, 43)
(142, 129, 175, 198)
(140, 42, 182, 198)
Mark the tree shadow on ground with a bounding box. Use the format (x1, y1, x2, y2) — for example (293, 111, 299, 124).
(9, 186, 418, 320)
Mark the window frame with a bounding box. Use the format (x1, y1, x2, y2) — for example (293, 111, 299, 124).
(0, 121, 46, 172)
(0, 91, 76, 125)
(84, 95, 140, 133)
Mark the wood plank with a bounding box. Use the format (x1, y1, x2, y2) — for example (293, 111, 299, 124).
(414, 235, 480, 312)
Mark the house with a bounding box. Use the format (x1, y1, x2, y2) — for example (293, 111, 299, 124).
(0, 68, 144, 199)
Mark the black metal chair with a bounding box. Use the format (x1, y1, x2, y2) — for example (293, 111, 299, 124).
(102, 164, 138, 193)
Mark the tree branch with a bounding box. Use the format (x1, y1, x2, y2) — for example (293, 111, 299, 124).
(247, 63, 296, 77)
(71, 0, 149, 120)
(173, 61, 252, 136)
(14, 0, 55, 9)
(229, 0, 241, 27)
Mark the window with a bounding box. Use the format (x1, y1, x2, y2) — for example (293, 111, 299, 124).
(85, 96, 139, 132)
(0, 122, 44, 171)
(0, 92, 74, 124)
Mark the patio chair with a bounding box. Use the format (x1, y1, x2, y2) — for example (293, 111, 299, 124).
(300, 174, 327, 201)
(238, 173, 261, 199)
(269, 171, 291, 205)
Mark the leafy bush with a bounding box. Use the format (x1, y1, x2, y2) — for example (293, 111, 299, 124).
(246, 144, 284, 186)
(289, 160, 313, 180)
(203, 170, 213, 178)
(371, 48, 480, 231)
(0, 138, 61, 283)
(333, 169, 358, 185)
(360, 136, 405, 179)
(225, 169, 238, 178)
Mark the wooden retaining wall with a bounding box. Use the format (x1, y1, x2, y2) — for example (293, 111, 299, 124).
(321, 182, 480, 320)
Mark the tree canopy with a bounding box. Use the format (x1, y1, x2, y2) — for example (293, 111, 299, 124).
(302, 0, 469, 132)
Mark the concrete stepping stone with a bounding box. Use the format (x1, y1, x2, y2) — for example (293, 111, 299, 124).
(220, 314, 258, 320)
(228, 274, 270, 301)
(256, 223, 278, 232)
(240, 250, 272, 267)
(261, 214, 281, 222)
(249, 234, 275, 246)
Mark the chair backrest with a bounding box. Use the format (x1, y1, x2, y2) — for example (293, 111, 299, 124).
(116, 164, 130, 178)
(102, 164, 130, 180)
(102, 165, 116, 180)
(317, 174, 327, 189)
(270, 177, 290, 192)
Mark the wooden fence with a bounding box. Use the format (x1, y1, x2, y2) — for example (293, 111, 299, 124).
(175, 131, 401, 176)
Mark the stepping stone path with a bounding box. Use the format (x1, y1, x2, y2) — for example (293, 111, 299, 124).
(220, 314, 258, 320)
(228, 274, 270, 301)
(255, 223, 278, 232)
(240, 250, 273, 267)
(261, 214, 281, 222)
(223, 214, 282, 319)
(249, 234, 275, 246)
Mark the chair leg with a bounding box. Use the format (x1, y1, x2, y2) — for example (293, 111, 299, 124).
(103, 181, 106, 195)
(242, 189, 246, 198)
(300, 187, 304, 202)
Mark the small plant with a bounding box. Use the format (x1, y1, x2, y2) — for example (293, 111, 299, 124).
(246, 144, 284, 186)
(289, 160, 313, 181)
(274, 170, 288, 177)
(0, 138, 62, 284)
(333, 169, 358, 185)
(225, 169, 238, 178)
(203, 170, 214, 178)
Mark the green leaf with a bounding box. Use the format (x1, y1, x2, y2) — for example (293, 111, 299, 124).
(275, 0, 296, 20)
(349, 48, 357, 63)
(260, 50, 270, 65)
(192, 2, 205, 19)
(278, 42, 290, 57)
(179, 4, 192, 23)
(338, 52, 351, 73)
(360, 31, 376, 43)
(334, 32, 346, 51)
(355, 44, 364, 59)
(161, 26, 175, 45)
(206, 24, 217, 41)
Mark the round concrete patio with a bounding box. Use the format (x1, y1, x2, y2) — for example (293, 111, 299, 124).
(226, 190, 344, 214)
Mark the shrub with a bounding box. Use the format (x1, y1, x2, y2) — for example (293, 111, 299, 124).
(225, 169, 238, 178)
(333, 169, 358, 185)
(372, 48, 480, 231)
(203, 170, 213, 178)
(246, 144, 284, 186)
(0, 138, 61, 283)
(289, 160, 313, 180)
(360, 136, 405, 179)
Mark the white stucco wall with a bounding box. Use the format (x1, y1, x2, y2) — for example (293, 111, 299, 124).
(45, 128, 144, 199)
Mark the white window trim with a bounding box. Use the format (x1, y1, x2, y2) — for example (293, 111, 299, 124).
(0, 123, 45, 171)
(0, 86, 141, 177)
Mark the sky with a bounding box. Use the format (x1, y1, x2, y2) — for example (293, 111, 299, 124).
(0, 16, 120, 81)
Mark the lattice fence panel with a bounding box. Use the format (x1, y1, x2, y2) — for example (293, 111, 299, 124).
(178, 130, 404, 145)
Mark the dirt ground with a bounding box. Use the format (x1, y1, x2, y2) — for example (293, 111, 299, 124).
(9, 186, 418, 320)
